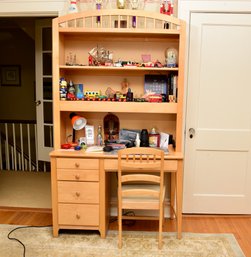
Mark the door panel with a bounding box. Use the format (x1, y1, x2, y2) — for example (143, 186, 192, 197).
(184, 13, 251, 214)
(35, 19, 53, 162)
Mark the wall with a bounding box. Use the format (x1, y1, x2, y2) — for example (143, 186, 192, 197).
(0, 0, 65, 16)
(0, 18, 36, 121)
(0, 1, 65, 122)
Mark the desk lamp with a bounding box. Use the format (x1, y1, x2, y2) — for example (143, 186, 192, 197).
(70, 112, 87, 143)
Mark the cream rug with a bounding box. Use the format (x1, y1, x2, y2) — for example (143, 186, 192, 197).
(0, 224, 245, 257)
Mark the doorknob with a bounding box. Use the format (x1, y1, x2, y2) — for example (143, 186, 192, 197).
(35, 100, 41, 106)
(188, 128, 195, 138)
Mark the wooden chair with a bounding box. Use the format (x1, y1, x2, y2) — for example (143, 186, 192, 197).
(117, 147, 165, 249)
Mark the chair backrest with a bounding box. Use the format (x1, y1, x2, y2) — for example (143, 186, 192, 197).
(118, 147, 164, 199)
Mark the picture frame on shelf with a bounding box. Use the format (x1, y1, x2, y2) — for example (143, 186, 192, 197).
(0, 65, 21, 87)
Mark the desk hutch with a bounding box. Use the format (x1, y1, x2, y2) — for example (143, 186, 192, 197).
(50, 10, 185, 239)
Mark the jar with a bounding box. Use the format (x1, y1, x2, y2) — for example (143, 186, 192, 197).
(149, 128, 160, 147)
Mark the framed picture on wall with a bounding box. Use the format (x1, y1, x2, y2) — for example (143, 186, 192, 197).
(0, 65, 21, 87)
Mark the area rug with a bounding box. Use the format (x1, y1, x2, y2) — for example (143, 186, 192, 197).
(0, 224, 245, 257)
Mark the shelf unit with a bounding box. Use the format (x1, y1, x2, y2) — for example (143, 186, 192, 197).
(51, 10, 185, 237)
(53, 9, 185, 151)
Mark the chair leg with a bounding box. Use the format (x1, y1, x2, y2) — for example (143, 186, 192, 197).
(158, 204, 163, 249)
(118, 206, 122, 248)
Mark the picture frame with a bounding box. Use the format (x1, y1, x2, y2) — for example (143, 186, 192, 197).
(0, 65, 21, 87)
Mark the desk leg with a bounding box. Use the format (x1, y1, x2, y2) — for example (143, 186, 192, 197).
(170, 173, 176, 219)
(176, 160, 183, 239)
(99, 159, 106, 238)
(51, 157, 59, 237)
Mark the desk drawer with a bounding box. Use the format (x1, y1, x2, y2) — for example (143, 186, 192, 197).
(58, 181, 99, 203)
(164, 160, 178, 171)
(104, 159, 117, 170)
(57, 169, 99, 182)
(56, 158, 99, 170)
(58, 203, 99, 226)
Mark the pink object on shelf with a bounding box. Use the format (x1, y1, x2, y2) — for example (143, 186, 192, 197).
(141, 54, 151, 62)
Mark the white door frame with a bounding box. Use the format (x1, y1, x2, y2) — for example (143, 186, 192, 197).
(35, 18, 54, 162)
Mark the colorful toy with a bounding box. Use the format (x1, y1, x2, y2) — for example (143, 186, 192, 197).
(85, 90, 101, 100)
(67, 80, 76, 100)
(76, 84, 84, 100)
(160, 0, 174, 16)
(148, 94, 163, 103)
(60, 78, 67, 100)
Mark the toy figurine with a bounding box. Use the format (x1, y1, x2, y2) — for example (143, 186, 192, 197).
(67, 80, 76, 100)
(68, 0, 79, 13)
(60, 78, 67, 100)
(126, 88, 133, 102)
(160, 0, 174, 16)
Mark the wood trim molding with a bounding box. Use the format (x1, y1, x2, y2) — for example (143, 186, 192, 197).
(0, 0, 64, 17)
(0, 206, 52, 213)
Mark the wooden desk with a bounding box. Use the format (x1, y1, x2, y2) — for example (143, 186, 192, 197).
(50, 149, 183, 239)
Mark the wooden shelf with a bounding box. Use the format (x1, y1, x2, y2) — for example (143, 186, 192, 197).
(53, 9, 186, 151)
(58, 28, 181, 36)
(59, 101, 177, 114)
(59, 65, 179, 72)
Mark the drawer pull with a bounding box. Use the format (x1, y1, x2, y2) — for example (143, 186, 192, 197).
(76, 214, 81, 219)
(75, 192, 80, 197)
(75, 163, 80, 168)
(75, 174, 80, 180)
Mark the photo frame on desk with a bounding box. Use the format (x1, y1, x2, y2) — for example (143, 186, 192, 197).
(0, 65, 21, 87)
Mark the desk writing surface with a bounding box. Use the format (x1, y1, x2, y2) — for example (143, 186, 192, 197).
(50, 147, 183, 160)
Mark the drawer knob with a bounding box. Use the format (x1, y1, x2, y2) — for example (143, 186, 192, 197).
(75, 174, 80, 180)
(75, 192, 80, 197)
(75, 163, 80, 168)
(76, 214, 81, 219)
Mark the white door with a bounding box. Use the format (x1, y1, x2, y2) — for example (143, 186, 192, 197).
(184, 13, 251, 214)
(35, 19, 53, 162)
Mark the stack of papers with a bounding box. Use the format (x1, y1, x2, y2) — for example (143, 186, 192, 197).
(85, 146, 103, 153)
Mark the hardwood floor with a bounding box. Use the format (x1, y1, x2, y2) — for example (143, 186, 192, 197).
(0, 207, 250, 256)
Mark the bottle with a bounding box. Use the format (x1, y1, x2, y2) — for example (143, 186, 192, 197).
(140, 129, 149, 147)
(97, 125, 103, 146)
(135, 133, 140, 147)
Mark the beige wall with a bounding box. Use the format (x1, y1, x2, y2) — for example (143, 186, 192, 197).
(0, 18, 36, 121)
